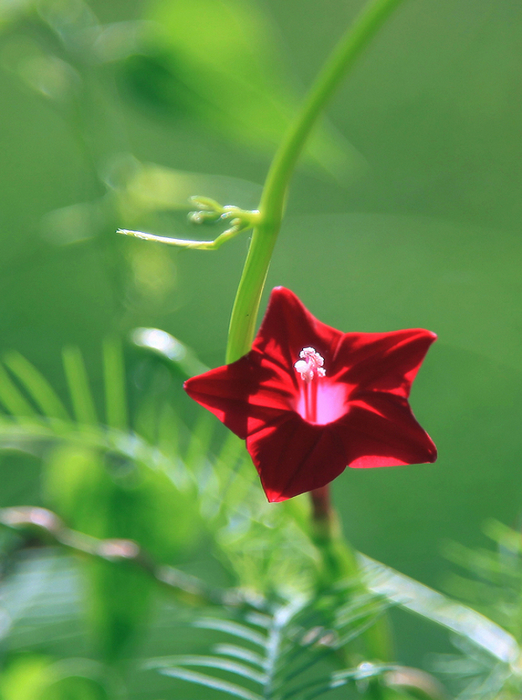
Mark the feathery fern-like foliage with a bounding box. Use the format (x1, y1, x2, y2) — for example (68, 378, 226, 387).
(0, 336, 519, 699)
(425, 520, 522, 699)
(146, 584, 394, 700)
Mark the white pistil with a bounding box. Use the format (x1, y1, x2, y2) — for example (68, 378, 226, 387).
(294, 347, 326, 383)
(294, 347, 325, 424)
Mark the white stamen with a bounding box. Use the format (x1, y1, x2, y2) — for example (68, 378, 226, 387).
(294, 347, 326, 382)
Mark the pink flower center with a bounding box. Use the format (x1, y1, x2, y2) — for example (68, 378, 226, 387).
(294, 347, 347, 425)
(294, 347, 326, 383)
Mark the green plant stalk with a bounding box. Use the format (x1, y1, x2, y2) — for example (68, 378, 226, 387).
(223, 0, 408, 670)
(310, 486, 393, 664)
(226, 0, 407, 363)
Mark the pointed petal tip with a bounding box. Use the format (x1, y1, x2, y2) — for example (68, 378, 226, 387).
(410, 440, 437, 466)
(269, 285, 290, 301)
(261, 477, 289, 503)
(264, 487, 301, 503)
(412, 328, 437, 343)
(422, 431, 438, 463)
(265, 492, 286, 503)
(406, 328, 437, 343)
(183, 375, 198, 395)
(269, 285, 301, 303)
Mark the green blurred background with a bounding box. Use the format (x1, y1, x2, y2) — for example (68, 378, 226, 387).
(1, 0, 522, 685)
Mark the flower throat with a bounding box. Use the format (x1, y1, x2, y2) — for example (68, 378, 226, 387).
(294, 347, 326, 423)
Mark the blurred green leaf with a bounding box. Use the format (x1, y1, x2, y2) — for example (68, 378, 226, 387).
(3, 350, 69, 421)
(102, 337, 127, 431)
(0, 363, 37, 418)
(0, 657, 55, 700)
(42, 444, 152, 660)
(115, 160, 262, 222)
(0, 405, 205, 617)
(159, 666, 263, 700)
(39, 676, 110, 700)
(153, 586, 395, 700)
(90, 559, 153, 662)
(0, 655, 118, 700)
(121, 0, 361, 179)
(131, 327, 209, 378)
(62, 345, 99, 426)
(147, 654, 268, 685)
(0, 0, 37, 29)
(40, 400, 203, 659)
(359, 554, 520, 666)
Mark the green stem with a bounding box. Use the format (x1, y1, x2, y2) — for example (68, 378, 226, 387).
(310, 486, 359, 581)
(0, 506, 257, 610)
(309, 487, 393, 663)
(226, 0, 407, 363)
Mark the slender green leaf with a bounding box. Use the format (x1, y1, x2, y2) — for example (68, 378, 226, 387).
(213, 644, 266, 670)
(337, 612, 391, 649)
(0, 419, 179, 478)
(131, 326, 209, 378)
(3, 351, 69, 420)
(148, 655, 267, 685)
(159, 667, 263, 700)
(301, 678, 348, 700)
(336, 599, 393, 633)
(0, 364, 36, 417)
(359, 554, 520, 664)
(282, 674, 347, 700)
(157, 596, 397, 700)
(483, 519, 522, 550)
(283, 664, 392, 700)
(102, 338, 127, 430)
(444, 541, 516, 580)
(245, 612, 273, 630)
(194, 619, 267, 648)
(62, 346, 98, 425)
(0, 420, 57, 448)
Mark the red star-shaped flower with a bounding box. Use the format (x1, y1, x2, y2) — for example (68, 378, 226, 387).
(184, 287, 437, 502)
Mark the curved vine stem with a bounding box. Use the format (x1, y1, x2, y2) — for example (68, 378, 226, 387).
(226, 0, 407, 363)
(0, 506, 260, 610)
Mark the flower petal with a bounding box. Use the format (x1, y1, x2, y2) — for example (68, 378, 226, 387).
(246, 414, 349, 502)
(247, 392, 435, 501)
(253, 287, 344, 377)
(184, 354, 294, 439)
(332, 329, 437, 398)
(341, 392, 437, 468)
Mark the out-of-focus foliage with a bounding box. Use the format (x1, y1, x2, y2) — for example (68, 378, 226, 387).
(121, 0, 361, 179)
(0, 342, 519, 698)
(1, 0, 522, 697)
(422, 521, 522, 699)
(146, 589, 395, 700)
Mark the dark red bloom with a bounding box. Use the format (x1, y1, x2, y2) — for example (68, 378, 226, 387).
(184, 287, 437, 502)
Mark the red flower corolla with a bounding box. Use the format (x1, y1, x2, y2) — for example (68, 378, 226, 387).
(184, 287, 437, 502)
